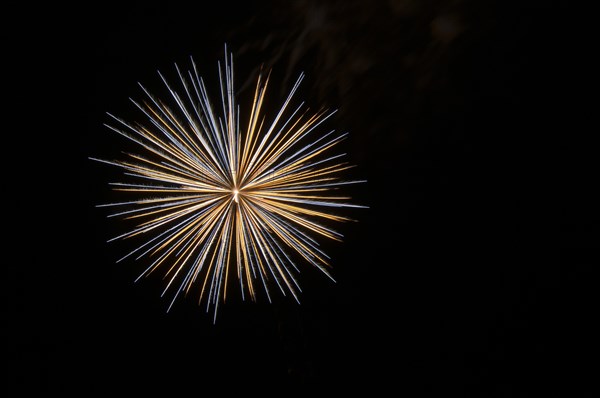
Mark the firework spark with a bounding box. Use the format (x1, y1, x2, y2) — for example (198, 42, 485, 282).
(91, 45, 366, 321)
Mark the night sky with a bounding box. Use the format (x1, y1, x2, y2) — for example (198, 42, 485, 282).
(8, 1, 596, 396)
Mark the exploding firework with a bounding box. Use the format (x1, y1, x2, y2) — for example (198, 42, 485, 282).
(91, 45, 366, 321)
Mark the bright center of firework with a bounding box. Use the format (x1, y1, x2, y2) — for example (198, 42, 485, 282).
(232, 188, 239, 203)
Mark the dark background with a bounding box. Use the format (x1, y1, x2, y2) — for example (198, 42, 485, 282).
(8, 0, 596, 396)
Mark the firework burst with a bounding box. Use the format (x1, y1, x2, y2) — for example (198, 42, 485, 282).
(91, 45, 366, 321)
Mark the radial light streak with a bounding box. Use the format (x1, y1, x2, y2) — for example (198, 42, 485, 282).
(91, 45, 366, 321)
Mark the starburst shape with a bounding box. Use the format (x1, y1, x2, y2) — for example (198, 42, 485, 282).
(91, 45, 366, 321)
